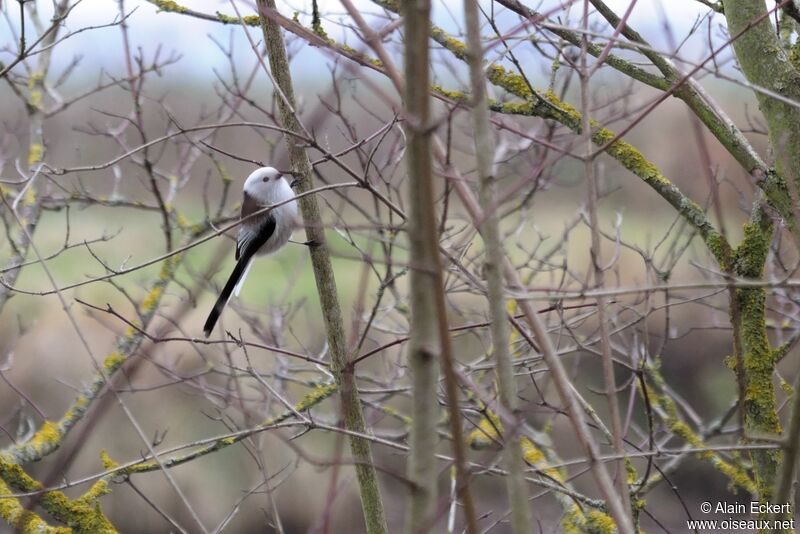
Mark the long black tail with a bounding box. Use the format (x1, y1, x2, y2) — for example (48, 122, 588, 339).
(203, 256, 251, 337)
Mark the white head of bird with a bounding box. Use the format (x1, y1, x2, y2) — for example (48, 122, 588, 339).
(243, 166, 295, 205)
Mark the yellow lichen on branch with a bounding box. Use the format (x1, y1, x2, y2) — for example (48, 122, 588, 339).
(27, 143, 44, 167)
(3, 253, 182, 466)
(0, 455, 115, 533)
(150, 0, 188, 13)
(645, 363, 756, 494)
(426, 24, 731, 268)
(0, 477, 70, 534)
(105, 381, 338, 479)
(466, 407, 614, 533)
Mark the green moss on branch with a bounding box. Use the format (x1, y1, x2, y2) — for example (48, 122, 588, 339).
(732, 218, 781, 501)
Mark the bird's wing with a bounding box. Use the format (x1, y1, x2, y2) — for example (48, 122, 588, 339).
(236, 192, 277, 261)
(204, 199, 276, 337)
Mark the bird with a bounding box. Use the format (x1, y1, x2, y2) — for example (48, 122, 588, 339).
(203, 166, 298, 337)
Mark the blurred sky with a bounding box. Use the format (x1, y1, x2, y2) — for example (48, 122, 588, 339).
(2, 0, 716, 83)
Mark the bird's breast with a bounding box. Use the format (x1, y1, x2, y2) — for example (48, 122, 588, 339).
(255, 201, 297, 256)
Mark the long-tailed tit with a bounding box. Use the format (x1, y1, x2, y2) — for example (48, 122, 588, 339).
(203, 166, 298, 337)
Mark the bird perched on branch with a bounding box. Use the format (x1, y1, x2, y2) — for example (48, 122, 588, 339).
(203, 166, 298, 337)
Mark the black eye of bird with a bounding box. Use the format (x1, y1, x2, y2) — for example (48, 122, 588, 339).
(262, 176, 270, 182)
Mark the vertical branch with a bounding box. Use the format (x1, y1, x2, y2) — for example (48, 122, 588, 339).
(721, 0, 800, 192)
(334, 0, 472, 527)
(733, 212, 780, 505)
(254, 3, 388, 533)
(578, 0, 632, 518)
(463, 1, 532, 532)
(0, 0, 68, 311)
(401, 1, 478, 532)
(772, 364, 800, 531)
(502, 264, 636, 534)
(723, 0, 800, 514)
